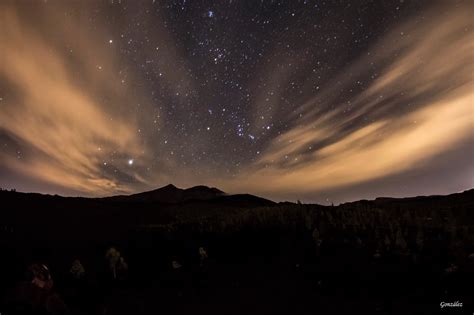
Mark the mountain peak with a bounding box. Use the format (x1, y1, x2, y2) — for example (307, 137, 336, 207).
(160, 184, 179, 190)
(115, 184, 227, 204)
(103, 184, 274, 207)
(185, 185, 225, 194)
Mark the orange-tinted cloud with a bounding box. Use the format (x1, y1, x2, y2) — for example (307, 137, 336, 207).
(0, 5, 146, 194)
(220, 4, 473, 197)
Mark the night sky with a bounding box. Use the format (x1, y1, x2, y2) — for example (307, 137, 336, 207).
(0, 0, 472, 203)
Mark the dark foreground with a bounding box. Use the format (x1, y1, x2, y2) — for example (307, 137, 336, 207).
(0, 188, 473, 314)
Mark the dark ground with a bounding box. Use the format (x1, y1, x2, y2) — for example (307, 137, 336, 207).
(0, 189, 473, 314)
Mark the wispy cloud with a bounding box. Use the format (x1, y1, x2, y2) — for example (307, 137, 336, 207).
(223, 4, 473, 196)
(0, 5, 145, 194)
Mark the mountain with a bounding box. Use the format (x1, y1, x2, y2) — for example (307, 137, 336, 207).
(103, 184, 276, 207)
(0, 187, 471, 246)
(105, 184, 227, 204)
(340, 189, 474, 209)
(0, 185, 275, 234)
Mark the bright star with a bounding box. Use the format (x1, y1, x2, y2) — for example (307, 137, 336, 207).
(128, 159, 134, 165)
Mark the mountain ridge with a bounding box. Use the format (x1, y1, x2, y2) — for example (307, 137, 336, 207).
(103, 184, 229, 204)
(1, 185, 473, 206)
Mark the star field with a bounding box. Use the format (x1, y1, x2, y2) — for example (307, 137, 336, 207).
(0, 0, 472, 203)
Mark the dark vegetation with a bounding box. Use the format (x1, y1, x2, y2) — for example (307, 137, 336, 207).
(1, 186, 473, 314)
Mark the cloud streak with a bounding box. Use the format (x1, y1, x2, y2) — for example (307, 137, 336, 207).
(0, 5, 145, 194)
(223, 4, 473, 197)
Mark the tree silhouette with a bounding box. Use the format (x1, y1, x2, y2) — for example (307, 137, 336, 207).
(70, 259, 85, 279)
(105, 247, 121, 280)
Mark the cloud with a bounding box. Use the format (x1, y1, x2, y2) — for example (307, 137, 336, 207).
(0, 5, 145, 194)
(222, 4, 473, 196)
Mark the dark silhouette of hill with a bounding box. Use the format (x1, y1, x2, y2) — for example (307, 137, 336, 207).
(104, 184, 227, 203)
(1, 187, 473, 315)
(0, 187, 471, 232)
(0, 184, 275, 232)
(1, 187, 472, 217)
(339, 189, 474, 210)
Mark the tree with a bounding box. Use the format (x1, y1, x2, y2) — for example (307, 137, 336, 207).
(70, 259, 85, 279)
(312, 228, 322, 256)
(105, 247, 121, 279)
(416, 229, 424, 251)
(384, 234, 391, 250)
(116, 257, 128, 279)
(395, 229, 407, 252)
(199, 247, 208, 267)
(304, 212, 312, 230)
(312, 228, 320, 244)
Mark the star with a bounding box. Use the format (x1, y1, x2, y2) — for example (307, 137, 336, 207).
(128, 159, 134, 165)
